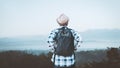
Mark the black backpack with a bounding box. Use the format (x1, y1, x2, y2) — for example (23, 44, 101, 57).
(54, 27, 74, 56)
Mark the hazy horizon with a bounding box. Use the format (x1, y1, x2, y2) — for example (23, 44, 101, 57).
(0, 29, 120, 51)
(0, 37, 119, 51)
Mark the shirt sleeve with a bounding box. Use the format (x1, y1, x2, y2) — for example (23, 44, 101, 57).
(47, 29, 58, 48)
(71, 29, 82, 48)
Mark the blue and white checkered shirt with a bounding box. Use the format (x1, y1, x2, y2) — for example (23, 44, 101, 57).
(47, 26, 82, 67)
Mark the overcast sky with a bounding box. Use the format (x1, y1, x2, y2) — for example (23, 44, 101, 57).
(0, 0, 120, 37)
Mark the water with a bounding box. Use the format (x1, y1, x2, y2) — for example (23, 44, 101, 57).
(78, 41, 120, 51)
(0, 39, 49, 51)
(0, 39, 120, 51)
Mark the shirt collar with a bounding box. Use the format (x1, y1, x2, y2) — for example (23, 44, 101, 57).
(60, 26, 67, 28)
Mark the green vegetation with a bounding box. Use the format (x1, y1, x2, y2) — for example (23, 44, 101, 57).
(0, 48, 120, 68)
(0, 51, 53, 68)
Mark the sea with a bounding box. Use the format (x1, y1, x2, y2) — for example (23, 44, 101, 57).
(0, 37, 120, 55)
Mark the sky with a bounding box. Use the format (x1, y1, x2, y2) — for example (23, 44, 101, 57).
(0, 0, 120, 37)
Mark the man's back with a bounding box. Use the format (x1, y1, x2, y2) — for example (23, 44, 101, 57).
(55, 27, 74, 56)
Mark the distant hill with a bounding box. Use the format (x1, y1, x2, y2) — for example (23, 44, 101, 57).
(0, 29, 120, 50)
(80, 29, 120, 41)
(0, 29, 120, 42)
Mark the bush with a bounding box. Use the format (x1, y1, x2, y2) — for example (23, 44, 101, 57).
(0, 51, 53, 68)
(0, 48, 120, 68)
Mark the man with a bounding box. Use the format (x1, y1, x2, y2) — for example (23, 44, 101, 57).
(47, 14, 82, 68)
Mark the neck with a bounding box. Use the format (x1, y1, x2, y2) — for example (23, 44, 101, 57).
(60, 26, 67, 28)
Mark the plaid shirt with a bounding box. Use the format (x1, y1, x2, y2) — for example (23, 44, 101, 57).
(51, 54, 75, 67)
(47, 26, 82, 67)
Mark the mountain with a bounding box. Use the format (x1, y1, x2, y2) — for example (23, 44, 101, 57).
(80, 29, 120, 41)
(0, 29, 120, 42)
(0, 29, 120, 50)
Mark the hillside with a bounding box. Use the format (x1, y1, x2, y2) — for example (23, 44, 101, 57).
(0, 29, 120, 41)
(80, 29, 120, 41)
(0, 48, 120, 68)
